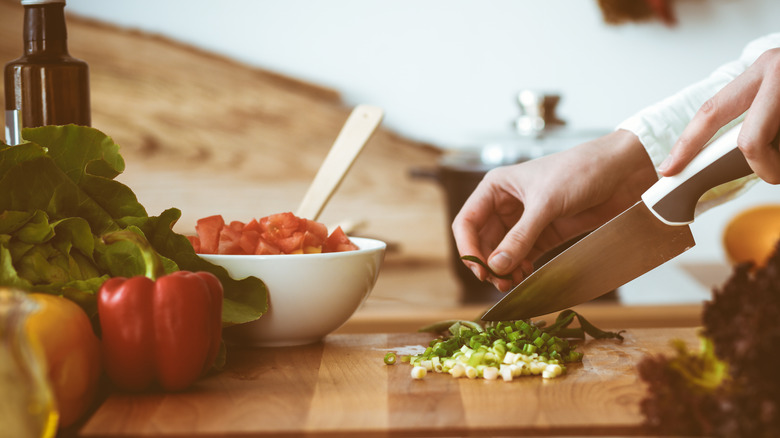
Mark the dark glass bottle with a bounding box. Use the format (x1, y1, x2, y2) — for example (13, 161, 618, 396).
(4, 0, 90, 145)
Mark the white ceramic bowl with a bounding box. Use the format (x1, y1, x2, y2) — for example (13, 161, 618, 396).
(200, 237, 386, 347)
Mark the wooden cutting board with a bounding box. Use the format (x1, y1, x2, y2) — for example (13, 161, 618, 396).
(79, 328, 698, 437)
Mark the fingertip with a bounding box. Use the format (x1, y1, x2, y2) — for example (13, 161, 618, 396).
(490, 277, 513, 293)
(487, 252, 512, 275)
(469, 264, 484, 282)
(657, 155, 672, 174)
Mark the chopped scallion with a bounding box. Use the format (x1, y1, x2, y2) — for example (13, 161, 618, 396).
(399, 310, 623, 381)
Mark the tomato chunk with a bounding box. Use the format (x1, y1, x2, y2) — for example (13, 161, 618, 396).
(276, 233, 305, 254)
(243, 218, 261, 233)
(195, 215, 225, 254)
(301, 219, 327, 249)
(218, 225, 242, 255)
(187, 235, 201, 252)
(229, 220, 245, 232)
(239, 230, 260, 255)
(260, 212, 300, 241)
(254, 237, 282, 255)
(323, 226, 359, 253)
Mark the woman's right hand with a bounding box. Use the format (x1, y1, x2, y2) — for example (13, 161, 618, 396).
(659, 47, 780, 183)
(451, 129, 658, 291)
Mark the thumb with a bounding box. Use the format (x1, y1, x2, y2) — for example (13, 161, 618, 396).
(487, 208, 546, 276)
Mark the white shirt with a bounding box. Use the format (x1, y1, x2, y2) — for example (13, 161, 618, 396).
(618, 32, 780, 164)
(617, 32, 780, 212)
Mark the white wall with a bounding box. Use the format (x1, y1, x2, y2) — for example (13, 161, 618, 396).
(64, 0, 779, 273)
(65, 0, 779, 147)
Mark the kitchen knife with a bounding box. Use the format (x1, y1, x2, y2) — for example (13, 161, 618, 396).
(482, 122, 753, 321)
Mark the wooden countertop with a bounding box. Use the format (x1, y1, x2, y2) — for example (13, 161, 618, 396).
(70, 257, 708, 438)
(79, 328, 700, 437)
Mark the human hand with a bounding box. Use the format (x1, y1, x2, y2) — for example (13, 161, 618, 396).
(659, 48, 780, 183)
(451, 130, 657, 291)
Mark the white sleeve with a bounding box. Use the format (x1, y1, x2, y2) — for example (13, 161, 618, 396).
(617, 32, 780, 167)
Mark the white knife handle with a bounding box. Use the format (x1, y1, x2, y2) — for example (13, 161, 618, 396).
(641, 122, 753, 226)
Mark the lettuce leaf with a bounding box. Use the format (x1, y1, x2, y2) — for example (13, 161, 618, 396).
(0, 125, 267, 325)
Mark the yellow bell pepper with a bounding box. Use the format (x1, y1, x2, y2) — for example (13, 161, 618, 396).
(26, 293, 102, 429)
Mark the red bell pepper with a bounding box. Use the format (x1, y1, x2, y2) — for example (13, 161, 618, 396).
(98, 230, 223, 392)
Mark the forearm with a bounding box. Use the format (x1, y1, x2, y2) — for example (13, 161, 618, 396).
(584, 128, 659, 203)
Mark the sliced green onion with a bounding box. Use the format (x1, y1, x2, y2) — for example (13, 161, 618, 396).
(400, 310, 623, 381)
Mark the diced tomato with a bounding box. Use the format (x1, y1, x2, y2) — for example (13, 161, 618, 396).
(239, 230, 261, 255)
(259, 212, 300, 242)
(301, 219, 328, 248)
(243, 218, 261, 233)
(254, 237, 282, 255)
(195, 215, 225, 254)
(218, 225, 243, 255)
(187, 235, 201, 252)
(301, 231, 323, 253)
(276, 232, 306, 254)
(192, 213, 358, 255)
(323, 226, 359, 253)
(229, 220, 245, 232)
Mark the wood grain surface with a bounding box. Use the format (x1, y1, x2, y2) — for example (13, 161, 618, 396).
(80, 328, 700, 437)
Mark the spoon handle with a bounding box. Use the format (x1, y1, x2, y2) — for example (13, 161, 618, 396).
(295, 104, 384, 222)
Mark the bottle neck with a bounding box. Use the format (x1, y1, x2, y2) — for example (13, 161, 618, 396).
(23, 3, 69, 56)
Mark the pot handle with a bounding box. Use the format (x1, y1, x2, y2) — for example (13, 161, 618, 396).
(408, 166, 441, 182)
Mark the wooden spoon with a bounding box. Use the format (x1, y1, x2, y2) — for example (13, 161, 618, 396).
(295, 104, 384, 221)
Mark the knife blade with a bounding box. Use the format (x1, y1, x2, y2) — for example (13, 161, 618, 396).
(482, 122, 753, 321)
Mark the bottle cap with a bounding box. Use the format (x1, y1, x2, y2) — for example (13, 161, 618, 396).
(21, 0, 66, 5)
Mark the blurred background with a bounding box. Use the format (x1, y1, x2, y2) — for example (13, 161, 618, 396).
(3, 0, 779, 313)
(64, 0, 775, 145)
(62, 0, 778, 144)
